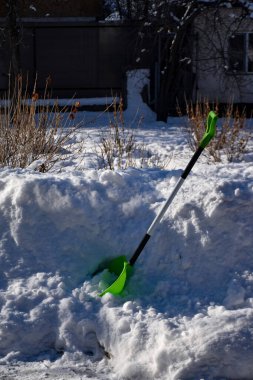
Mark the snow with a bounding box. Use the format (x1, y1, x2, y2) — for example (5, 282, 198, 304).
(29, 5, 37, 12)
(0, 70, 253, 379)
(104, 11, 121, 21)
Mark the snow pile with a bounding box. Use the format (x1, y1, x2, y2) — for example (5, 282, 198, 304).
(0, 70, 253, 379)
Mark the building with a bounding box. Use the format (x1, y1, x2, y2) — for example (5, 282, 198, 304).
(193, 5, 253, 106)
(1, 1, 253, 113)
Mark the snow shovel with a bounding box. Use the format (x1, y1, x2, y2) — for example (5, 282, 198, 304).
(98, 111, 218, 297)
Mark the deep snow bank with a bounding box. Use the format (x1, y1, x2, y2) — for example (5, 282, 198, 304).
(1, 69, 253, 379)
(0, 156, 253, 378)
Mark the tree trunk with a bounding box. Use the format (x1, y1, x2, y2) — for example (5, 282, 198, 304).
(156, 32, 186, 121)
(144, 0, 149, 19)
(156, 5, 199, 122)
(126, 0, 132, 19)
(6, 0, 21, 91)
(115, 0, 123, 19)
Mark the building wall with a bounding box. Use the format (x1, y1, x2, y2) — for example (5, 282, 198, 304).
(194, 8, 253, 104)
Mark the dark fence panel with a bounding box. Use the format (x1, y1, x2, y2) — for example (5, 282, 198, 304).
(35, 27, 99, 90)
(0, 22, 139, 100)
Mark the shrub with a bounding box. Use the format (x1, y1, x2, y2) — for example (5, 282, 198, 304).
(0, 75, 81, 172)
(96, 97, 145, 170)
(95, 97, 169, 170)
(180, 99, 252, 162)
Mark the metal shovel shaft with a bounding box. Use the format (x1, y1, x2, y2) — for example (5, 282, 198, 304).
(129, 146, 204, 266)
(128, 111, 218, 267)
(99, 111, 217, 296)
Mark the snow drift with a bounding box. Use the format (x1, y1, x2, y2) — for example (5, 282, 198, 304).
(0, 71, 253, 379)
(0, 159, 253, 379)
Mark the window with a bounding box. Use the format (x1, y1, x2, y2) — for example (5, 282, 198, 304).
(228, 33, 253, 73)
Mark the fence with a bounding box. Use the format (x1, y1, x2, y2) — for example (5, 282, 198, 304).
(0, 20, 140, 103)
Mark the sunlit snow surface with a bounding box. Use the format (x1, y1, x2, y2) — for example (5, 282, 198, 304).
(0, 71, 253, 379)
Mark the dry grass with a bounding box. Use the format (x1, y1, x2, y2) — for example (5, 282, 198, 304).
(95, 98, 174, 170)
(179, 99, 252, 162)
(0, 75, 81, 172)
(96, 97, 169, 170)
(97, 97, 140, 170)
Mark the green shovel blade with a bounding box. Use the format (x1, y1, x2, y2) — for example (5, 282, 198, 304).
(199, 111, 218, 148)
(99, 256, 132, 297)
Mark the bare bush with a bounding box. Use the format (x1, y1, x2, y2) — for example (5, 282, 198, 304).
(0, 75, 81, 172)
(180, 99, 252, 162)
(97, 98, 141, 170)
(95, 97, 169, 170)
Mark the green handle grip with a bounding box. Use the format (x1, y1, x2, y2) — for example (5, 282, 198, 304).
(199, 111, 218, 149)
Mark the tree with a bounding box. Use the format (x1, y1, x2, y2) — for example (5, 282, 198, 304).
(154, 1, 200, 121)
(3, 0, 22, 90)
(103, 0, 252, 121)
